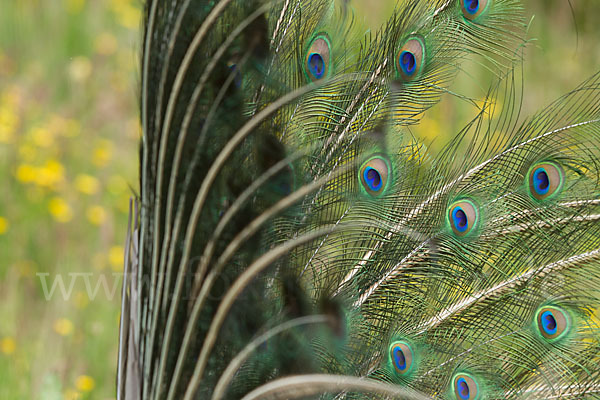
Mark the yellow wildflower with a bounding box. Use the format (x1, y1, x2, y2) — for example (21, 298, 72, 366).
(92, 140, 113, 168)
(75, 375, 95, 392)
(0, 337, 16, 355)
(0, 217, 8, 235)
(53, 318, 74, 336)
(110, 0, 141, 30)
(15, 164, 37, 183)
(48, 197, 73, 223)
(37, 160, 65, 189)
(86, 205, 107, 226)
(109, 245, 124, 272)
(74, 174, 100, 195)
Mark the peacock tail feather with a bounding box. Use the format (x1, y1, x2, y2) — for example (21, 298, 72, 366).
(117, 1, 600, 399)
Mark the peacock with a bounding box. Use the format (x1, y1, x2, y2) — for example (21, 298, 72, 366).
(116, 0, 600, 399)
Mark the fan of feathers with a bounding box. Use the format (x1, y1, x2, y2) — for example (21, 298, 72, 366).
(117, 0, 600, 399)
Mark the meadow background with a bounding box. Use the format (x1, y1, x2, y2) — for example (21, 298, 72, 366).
(0, 0, 598, 399)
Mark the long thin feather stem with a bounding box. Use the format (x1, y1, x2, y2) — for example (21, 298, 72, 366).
(239, 374, 433, 400)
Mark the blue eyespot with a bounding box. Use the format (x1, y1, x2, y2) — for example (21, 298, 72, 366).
(535, 306, 569, 341)
(461, 0, 489, 21)
(532, 167, 550, 195)
(452, 207, 468, 232)
(389, 341, 414, 376)
(396, 37, 424, 81)
(399, 51, 416, 75)
(448, 200, 478, 237)
(528, 161, 564, 201)
(457, 377, 470, 399)
(364, 167, 382, 191)
(393, 346, 406, 369)
(305, 34, 331, 82)
(463, 0, 479, 14)
(541, 311, 557, 335)
(452, 373, 479, 400)
(359, 155, 390, 197)
(308, 53, 325, 79)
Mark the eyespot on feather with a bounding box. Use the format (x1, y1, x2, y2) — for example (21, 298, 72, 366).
(359, 155, 390, 197)
(535, 306, 570, 341)
(528, 161, 564, 201)
(452, 373, 480, 400)
(304, 34, 331, 82)
(389, 341, 414, 376)
(448, 199, 478, 237)
(460, 0, 490, 21)
(396, 37, 425, 81)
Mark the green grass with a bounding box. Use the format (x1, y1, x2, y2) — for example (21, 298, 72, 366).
(0, 0, 599, 399)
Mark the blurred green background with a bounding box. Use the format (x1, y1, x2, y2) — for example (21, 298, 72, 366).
(0, 0, 598, 399)
(0, 0, 139, 398)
